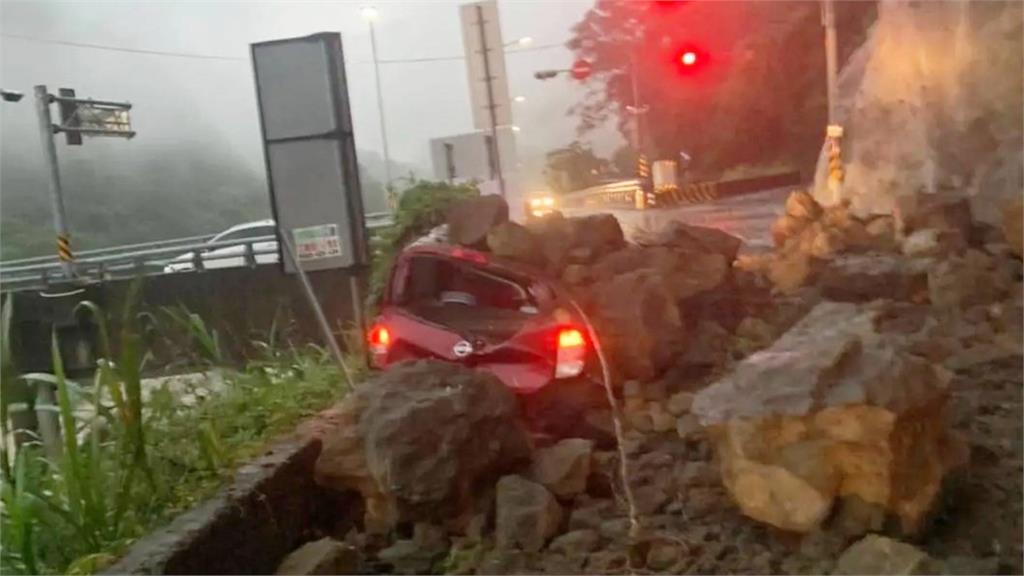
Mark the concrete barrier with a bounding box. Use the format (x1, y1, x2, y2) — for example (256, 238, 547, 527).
(105, 437, 355, 575)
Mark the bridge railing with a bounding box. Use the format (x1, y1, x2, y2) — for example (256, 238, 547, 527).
(0, 212, 394, 292)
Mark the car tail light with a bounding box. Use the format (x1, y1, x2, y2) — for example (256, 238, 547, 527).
(555, 327, 587, 379)
(368, 324, 391, 357)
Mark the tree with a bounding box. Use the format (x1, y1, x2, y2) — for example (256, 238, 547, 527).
(567, 0, 876, 177)
(543, 142, 612, 194)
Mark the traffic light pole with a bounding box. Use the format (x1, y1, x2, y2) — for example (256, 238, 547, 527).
(367, 20, 394, 204)
(33, 85, 73, 278)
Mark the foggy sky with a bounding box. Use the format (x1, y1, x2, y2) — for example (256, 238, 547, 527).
(0, 0, 621, 195)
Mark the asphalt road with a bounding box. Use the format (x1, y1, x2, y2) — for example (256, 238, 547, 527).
(563, 185, 798, 252)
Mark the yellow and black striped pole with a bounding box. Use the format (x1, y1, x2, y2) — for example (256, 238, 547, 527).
(826, 124, 844, 192)
(57, 233, 73, 264)
(636, 154, 653, 209)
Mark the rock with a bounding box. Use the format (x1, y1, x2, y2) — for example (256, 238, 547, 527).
(632, 483, 671, 515)
(666, 391, 695, 416)
(1003, 197, 1022, 257)
(527, 213, 625, 271)
(931, 555, 1001, 575)
(902, 228, 967, 258)
(623, 380, 643, 399)
(592, 246, 730, 302)
(586, 269, 687, 381)
(819, 253, 930, 302)
(599, 518, 632, 540)
(446, 194, 509, 247)
(679, 320, 731, 368)
(568, 499, 613, 531)
(649, 404, 676, 433)
(641, 379, 668, 401)
(585, 550, 630, 574)
(646, 541, 684, 571)
(531, 438, 594, 499)
(809, 226, 847, 259)
(899, 193, 975, 244)
(314, 361, 532, 533)
(865, 216, 899, 251)
(637, 220, 744, 263)
(561, 264, 590, 285)
(675, 461, 718, 489)
(929, 249, 1013, 310)
(676, 414, 701, 440)
(495, 475, 563, 552)
(486, 221, 543, 265)
(786, 190, 823, 221)
(773, 214, 812, 248)
(768, 250, 819, 294)
(477, 548, 532, 575)
(692, 302, 968, 535)
(377, 539, 439, 575)
(732, 316, 775, 355)
(275, 538, 360, 575)
(834, 535, 930, 575)
(548, 529, 600, 556)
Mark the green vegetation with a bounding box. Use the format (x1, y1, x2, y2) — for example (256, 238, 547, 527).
(368, 180, 479, 307)
(0, 293, 350, 575)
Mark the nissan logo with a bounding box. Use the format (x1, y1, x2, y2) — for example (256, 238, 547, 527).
(452, 340, 473, 358)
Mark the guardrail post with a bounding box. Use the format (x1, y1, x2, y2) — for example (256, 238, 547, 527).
(244, 242, 257, 267)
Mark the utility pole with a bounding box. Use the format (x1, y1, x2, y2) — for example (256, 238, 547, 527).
(364, 12, 394, 203)
(475, 4, 506, 198)
(823, 0, 838, 123)
(34, 85, 73, 278)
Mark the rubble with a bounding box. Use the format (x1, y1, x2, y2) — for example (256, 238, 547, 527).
(834, 535, 930, 575)
(447, 194, 509, 247)
(530, 438, 593, 499)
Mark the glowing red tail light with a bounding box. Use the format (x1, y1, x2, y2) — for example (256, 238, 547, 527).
(555, 327, 587, 379)
(368, 324, 391, 356)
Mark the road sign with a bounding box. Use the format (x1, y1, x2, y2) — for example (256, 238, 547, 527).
(570, 59, 593, 80)
(251, 32, 368, 273)
(460, 0, 512, 130)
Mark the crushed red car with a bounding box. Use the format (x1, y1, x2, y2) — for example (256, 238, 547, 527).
(367, 239, 609, 438)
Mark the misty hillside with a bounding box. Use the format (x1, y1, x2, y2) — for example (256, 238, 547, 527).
(0, 142, 406, 261)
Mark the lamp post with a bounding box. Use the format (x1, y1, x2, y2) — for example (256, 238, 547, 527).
(360, 6, 395, 209)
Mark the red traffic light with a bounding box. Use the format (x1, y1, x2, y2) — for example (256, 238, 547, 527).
(680, 51, 698, 66)
(570, 59, 593, 80)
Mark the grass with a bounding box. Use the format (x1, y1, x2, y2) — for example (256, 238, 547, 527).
(0, 292, 351, 575)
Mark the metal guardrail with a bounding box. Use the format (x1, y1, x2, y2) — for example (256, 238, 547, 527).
(0, 212, 394, 293)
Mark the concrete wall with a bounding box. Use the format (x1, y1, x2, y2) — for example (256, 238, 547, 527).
(10, 264, 367, 375)
(815, 0, 1023, 223)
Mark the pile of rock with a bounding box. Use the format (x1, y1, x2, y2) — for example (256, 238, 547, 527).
(445, 195, 752, 383)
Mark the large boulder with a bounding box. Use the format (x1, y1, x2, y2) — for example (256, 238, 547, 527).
(495, 475, 564, 552)
(526, 212, 625, 270)
(693, 301, 968, 535)
(486, 221, 544, 266)
(584, 269, 687, 382)
(314, 361, 532, 533)
(447, 194, 509, 247)
(636, 220, 743, 263)
(819, 253, 931, 302)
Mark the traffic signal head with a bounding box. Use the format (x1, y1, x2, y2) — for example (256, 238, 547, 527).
(673, 46, 706, 75)
(680, 51, 698, 66)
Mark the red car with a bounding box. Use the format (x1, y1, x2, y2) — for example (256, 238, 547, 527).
(367, 242, 609, 438)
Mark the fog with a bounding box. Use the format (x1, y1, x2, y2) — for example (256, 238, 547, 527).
(0, 0, 620, 256)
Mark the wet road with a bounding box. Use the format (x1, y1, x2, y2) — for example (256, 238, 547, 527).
(563, 185, 797, 251)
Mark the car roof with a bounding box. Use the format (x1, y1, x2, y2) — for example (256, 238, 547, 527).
(211, 219, 276, 241)
(400, 243, 553, 284)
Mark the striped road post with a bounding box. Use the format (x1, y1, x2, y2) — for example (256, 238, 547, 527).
(826, 124, 844, 195)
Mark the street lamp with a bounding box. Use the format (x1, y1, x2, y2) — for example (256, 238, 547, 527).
(361, 5, 394, 207)
(504, 36, 533, 49)
(513, 95, 526, 103)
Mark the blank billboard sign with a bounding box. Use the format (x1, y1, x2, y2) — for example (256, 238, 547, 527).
(251, 32, 367, 273)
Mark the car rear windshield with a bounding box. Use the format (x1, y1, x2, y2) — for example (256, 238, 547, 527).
(393, 255, 540, 342)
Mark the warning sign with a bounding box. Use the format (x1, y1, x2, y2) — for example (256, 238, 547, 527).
(293, 224, 342, 261)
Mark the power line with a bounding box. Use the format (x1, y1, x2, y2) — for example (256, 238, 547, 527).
(1, 33, 566, 66)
